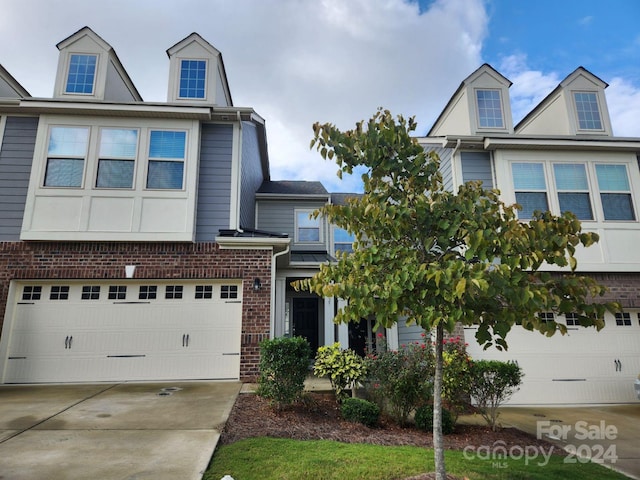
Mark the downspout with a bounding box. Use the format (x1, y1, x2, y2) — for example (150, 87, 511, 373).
(451, 138, 462, 189)
(233, 111, 244, 232)
(270, 243, 290, 338)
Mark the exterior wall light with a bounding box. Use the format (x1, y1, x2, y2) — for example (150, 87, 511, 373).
(253, 278, 262, 291)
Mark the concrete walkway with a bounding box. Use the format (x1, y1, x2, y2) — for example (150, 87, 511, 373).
(0, 381, 241, 480)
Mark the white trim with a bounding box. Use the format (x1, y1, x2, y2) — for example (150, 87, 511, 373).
(229, 121, 242, 230)
(0, 116, 7, 153)
(0, 281, 18, 383)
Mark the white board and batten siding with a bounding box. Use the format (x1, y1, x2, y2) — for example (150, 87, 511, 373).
(465, 312, 640, 405)
(0, 280, 242, 383)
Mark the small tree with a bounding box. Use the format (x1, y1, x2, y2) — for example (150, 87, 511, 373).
(295, 109, 619, 479)
(470, 360, 523, 431)
(314, 343, 366, 402)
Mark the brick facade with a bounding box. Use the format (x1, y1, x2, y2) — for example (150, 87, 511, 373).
(0, 241, 272, 380)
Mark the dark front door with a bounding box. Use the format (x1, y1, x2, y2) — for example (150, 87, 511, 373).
(292, 297, 319, 354)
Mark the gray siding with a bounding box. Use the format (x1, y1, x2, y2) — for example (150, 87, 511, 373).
(0, 116, 38, 240)
(257, 199, 326, 250)
(195, 123, 234, 241)
(424, 144, 454, 192)
(461, 151, 493, 188)
(239, 122, 264, 230)
(397, 318, 425, 346)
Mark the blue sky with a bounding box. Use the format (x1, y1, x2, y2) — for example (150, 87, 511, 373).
(1, 0, 639, 192)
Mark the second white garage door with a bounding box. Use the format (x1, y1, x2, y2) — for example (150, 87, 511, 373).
(1, 280, 242, 383)
(465, 311, 640, 405)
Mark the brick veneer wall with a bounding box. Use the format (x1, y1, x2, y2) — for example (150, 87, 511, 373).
(455, 272, 640, 344)
(0, 241, 272, 381)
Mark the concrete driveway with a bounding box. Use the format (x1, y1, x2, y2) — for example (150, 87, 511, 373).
(0, 381, 241, 480)
(461, 404, 640, 479)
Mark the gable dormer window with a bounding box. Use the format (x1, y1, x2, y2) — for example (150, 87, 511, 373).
(179, 60, 206, 99)
(476, 89, 504, 129)
(65, 54, 97, 94)
(573, 92, 603, 130)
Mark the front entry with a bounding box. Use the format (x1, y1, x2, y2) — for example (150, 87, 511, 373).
(292, 297, 319, 354)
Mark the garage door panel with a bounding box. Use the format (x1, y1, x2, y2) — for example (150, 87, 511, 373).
(2, 280, 243, 383)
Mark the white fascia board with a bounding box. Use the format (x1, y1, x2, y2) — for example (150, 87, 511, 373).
(484, 136, 640, 152)
(17, 99, 212, 119)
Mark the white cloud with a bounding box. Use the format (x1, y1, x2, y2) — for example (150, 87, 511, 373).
(497, 54, 640, 135)
(606, 77, 640, 137)
(0, 0, 487, 192)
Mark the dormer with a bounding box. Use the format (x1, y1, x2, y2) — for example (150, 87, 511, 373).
(428, 64, 513, 136)
(166, 33, 232, 106)
(515, 67, 612, 136)
(53, 27, 142, 102)
(0, 64, 30, 98)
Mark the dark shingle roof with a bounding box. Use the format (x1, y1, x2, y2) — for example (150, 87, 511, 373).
(257, 180, 328, 196)
(330, 192, 362, 205)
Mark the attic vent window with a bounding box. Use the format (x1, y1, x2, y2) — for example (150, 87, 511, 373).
(65, 54, 97, 94)
(476, 89, 504, 128)
(179, 60, 206, 99)
(574, 92, 602, 130)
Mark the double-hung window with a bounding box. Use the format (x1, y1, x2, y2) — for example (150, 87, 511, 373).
(296, 210, 321, 242)
(334, 227, 355, 254)
(65, 54, 97, 94)
(476, 89, 504, 128)
(512, 163, 549, 219)
(147, 130, 186, 189)
(96, 129, 138, 188)
(553, 164, 593, 220)
(179, 60, 207, 99)
(595, 164, 635, 220)
(574, 92, 603, 131)
(44, 126, 89, 187)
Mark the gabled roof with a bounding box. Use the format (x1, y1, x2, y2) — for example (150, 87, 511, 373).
(166, 32, 233, 107)
(257, 180, 329, 197)
(55, 26, 142, 101)
(0, 64, 30, 98)
(427, 63, 511, 136)
(515, 66, 608, 132)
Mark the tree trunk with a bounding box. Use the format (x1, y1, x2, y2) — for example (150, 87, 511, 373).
(433, 322, 447, 480)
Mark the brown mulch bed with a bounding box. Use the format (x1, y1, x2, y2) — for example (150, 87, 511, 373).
(219, 392, 558, 454)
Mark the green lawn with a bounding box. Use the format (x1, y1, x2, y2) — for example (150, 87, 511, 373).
(205, 437, 629, 480)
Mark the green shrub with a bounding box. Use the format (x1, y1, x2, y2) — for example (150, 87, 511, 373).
(414, 404, 455, 435)
(469, 360, 523, 431)
(341, 398, 380, 427)
(256, 336, 311, 408)
(314, 343, 367, 402)
(441, 336, 473, 422)
(364, 337, 434, 425)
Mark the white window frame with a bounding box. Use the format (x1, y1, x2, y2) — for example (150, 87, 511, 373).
(42, 125, 90, 189)
(64, 53, 98, 96)
(475, 88, 506, 130)
(177, 58, 208, 100)
(145, 129, 188, 191)
(552, 163, 594, 221)
(572, 91, 604, 132)
(295, 209, 323, 243)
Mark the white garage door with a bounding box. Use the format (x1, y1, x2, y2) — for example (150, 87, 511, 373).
(1, 281, 242, 383)
(465, 311, 640, 405)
